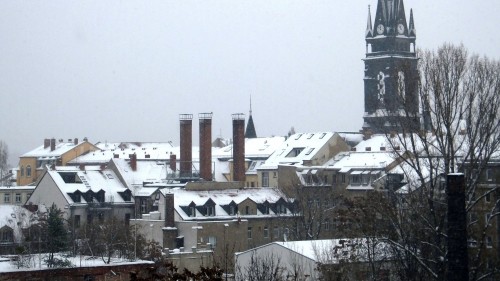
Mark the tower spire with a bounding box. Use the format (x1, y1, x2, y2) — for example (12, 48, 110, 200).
(409, 8, 416, 36)
(366, 5, 373, 37)
(245, 95, 257, 138)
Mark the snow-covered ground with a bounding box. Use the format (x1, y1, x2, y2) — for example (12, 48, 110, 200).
(0, 253, 152, 272)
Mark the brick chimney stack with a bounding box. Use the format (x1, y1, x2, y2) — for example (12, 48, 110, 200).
(129, 154, 137, 171)
(179, 114, 193, 178)
(232, 113, 245, 182)
(199, 113, 213, 181)
(164, 193, 175, 227)
(50, 138, 56, 151)
(74, 138, 78, 145)
(169, 153, 177, 172)
(44, 139, 50, 149)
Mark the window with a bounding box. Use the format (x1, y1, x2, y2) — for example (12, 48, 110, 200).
(485, 169, 493, 181)
(286, 147, 305, 157)
(277, 204, 286, 214)
(0, 227, 13, 242)
(485, 192, 491, 203)
(247, 227, 252, 239)
(229, 205, 236, 215)
(140, 199, 147, 214)
(26, 165, 32, 177)
(264, 226, 269, 238)
(208, 236, 217, 247)
(341, 174, 346, 183)
(190, 206, 196, 217)
(245, 206, 250, 215)
(469, 212, 478, 223)
(4, 193, 10, 203)
(20, 166, 24, 177)
(206, 206, 215, 216)
(125, 214, 131, 226)
(486, 236, 493, 248)
(468, 238, 478, 248)
(262, 172, 269, 187)
(74, 215, 80, 228)
(351, 174, 361, 185)
(27, 193, 31, 199)
(15, 194, 21, 203)
(324, 219, 331, 231)
(273, 226, 279, 239)
(485, 213, 491, 225)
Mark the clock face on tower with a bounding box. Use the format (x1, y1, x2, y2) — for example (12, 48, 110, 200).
(397, 24, 405, 35)
(377, 24, 384, 34)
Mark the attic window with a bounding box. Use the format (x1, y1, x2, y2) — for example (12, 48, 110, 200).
(286, 148, 305, 158)
(294, 134, 303, 140)
(307, 134, 314, 139)
(59, 172, 82, 184)
(304, 148, 314, 155)
(106, 173, 114, 179)
(319, 133, 327, 139)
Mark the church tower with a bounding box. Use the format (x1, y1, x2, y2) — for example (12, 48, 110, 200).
(363, 0, 420, 134)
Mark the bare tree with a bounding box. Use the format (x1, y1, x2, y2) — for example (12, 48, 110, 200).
(235, 251, 285, 281)
(0, 140, 9, 186)
(371, 44, 500, 280)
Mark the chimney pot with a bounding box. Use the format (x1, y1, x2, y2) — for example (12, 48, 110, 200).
(74, 138, 78, 145)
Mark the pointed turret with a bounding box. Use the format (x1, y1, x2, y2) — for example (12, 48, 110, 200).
(245, 96, 257, 138)
(408, 8, 416, 36)
(366, 5, 373, 37)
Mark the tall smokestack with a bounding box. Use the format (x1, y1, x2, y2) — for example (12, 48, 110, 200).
(179, 114, 193, 178)
(232, 113, 245, 182)
(199, 113, 213, 181)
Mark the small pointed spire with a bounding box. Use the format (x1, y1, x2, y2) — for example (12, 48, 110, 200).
(409, 8, 416, 36)
(245, 95, 257, 138)
(366, 5, 373, 37)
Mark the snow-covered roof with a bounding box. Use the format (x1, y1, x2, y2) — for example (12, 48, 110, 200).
(0, 185, 35, 191)
(163, 187, 290, 220)
(45, 166, 133, 205)
(70, 142, 181, 164)
(242, 238, 392, 264)
(212, 137, 286, 159)
(260, 132, 335, 169)
(328, 151, 394, 173)
(21, 140, 93, 158)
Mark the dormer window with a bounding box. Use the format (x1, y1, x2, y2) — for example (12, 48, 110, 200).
(229, 205, 236, 215)
(206, 206, 215, 216)
(190, 206, 196, 217)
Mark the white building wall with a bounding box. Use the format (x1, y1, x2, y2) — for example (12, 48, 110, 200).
(235, 243, 318, 280)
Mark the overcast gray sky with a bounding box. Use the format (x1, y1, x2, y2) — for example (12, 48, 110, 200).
(1, 0, 499, 167)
